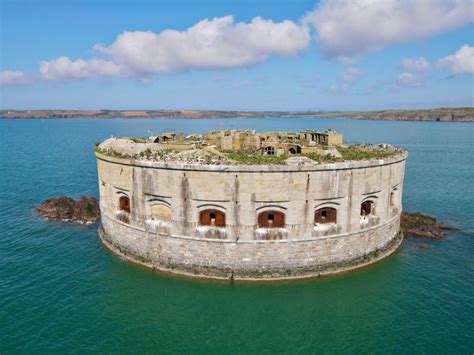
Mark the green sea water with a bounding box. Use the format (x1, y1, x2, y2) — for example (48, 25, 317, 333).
(0, 118, 472, 353)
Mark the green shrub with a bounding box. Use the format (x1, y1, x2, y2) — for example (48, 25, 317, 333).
(336, 146, 395, 160)
(302, 152, 342, 163)
(226, 152, 288, 165)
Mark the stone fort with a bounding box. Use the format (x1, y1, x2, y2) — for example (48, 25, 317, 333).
(95, 129, 407, 281)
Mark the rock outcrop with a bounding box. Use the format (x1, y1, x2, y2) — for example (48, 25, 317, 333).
(37, 196, 100, 224)
(400, 211, 455, 239)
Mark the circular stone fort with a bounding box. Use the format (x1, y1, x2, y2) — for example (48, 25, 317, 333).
(95, 129, 407, 281)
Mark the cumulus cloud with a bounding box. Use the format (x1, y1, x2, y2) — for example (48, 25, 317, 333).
(437, 44, 474, 74)
(303, 0, 474, 58)
(398, 57, 430, 87)
(397, 72, 424, 87)
(329, 66, 361, 93)
(40, 15, 309, 81)
(402, 57, 430, 72)
(40, 56, 127, 81)
(340, 66, 361, 82)
(397, 46, 473, 87)
(328, 83, 349, 93)
(0, 71, 35, 86)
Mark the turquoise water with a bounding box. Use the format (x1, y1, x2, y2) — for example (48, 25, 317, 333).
(0, 118, 473, 353)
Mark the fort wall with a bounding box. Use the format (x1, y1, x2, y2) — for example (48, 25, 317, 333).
(96, 151, 407, 280)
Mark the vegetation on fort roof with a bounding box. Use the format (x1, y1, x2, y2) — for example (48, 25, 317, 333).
(95, 146, 129, 159)
(95, 145, 177, 161)
(302, 152, 341, 163)
(95, 141, 399, 164)
(226, 152, 289, 165)
(336, 146, 396, 160)
(137, 148, 174, 160)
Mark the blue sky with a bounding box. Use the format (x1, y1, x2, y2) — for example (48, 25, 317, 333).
(1, 0, 473, 110)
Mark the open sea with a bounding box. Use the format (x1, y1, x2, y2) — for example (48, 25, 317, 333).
(0, 118, 473, 353)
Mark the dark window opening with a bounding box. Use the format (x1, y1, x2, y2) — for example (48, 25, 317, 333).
(315, 207, 337, 224)
(264, 146, 275, 155)
(200, 209, 225, 227)
(360, 201, 374, 216)
(119, 196, 130, 213)
(258, 210, 285, 228)
(390, 192, 395, 206)
(288, 146, 302, 155)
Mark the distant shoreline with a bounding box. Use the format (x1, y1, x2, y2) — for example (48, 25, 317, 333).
(1, 107, 473, 122)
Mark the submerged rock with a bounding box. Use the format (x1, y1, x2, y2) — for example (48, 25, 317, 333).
(400, 211, 456, 239)
(417, 243, 431, 250)
(36, 196, 100, 224)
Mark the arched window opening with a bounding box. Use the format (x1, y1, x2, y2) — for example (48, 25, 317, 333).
(264, 146, 275, 155)
(315, 207, 337, 224)
(258, 210, 285, 228)
(361, 201, 374, 216)
(288, 146, 301, 155)
(119, 196, 130, 213)
(151, 204, 171, 222)
(200, 209, 226, 227)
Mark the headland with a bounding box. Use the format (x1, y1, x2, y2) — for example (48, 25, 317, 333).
(2, 107, 473, 122)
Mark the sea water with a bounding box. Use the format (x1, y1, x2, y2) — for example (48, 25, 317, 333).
(0, 118, 472, 353)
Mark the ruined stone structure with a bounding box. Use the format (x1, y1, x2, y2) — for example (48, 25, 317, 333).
(96, 130, 407, 281)
(149, 129, 343, 156)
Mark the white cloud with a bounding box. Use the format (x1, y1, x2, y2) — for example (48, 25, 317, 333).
(397, 46, 474, 87)
(329, 66, 361, 93)
(437, 44, 474, 74)
(340, 66, 361, 82)
(402, 57, 430, 72)
(41, 15, 309, 81)
(40, 56, 126, 81)
(397, 72, 423, 87)
(0, 71, 35, 86)
(98, 16, 309, 73)
(397, 57, 430, 87)
(303, 0, 474, 58)
(328, 83, 349, 93)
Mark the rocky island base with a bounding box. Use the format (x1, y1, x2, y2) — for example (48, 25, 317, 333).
(400, 211, 457, 239)
(36, 196, 100, 224)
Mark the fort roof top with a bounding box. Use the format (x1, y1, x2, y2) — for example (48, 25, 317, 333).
(96, 129, 403, 166)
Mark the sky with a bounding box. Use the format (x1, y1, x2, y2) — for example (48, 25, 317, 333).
(1, 0, 473, 111)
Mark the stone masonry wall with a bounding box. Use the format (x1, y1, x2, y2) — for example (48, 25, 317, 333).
(100, 210, 401, 280)
(96, 151, 407, 280)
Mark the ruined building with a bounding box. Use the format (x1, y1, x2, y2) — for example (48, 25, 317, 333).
(147, 129, 343, 156)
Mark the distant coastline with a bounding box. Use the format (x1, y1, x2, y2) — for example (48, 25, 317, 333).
(1, 107, 473, 122)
